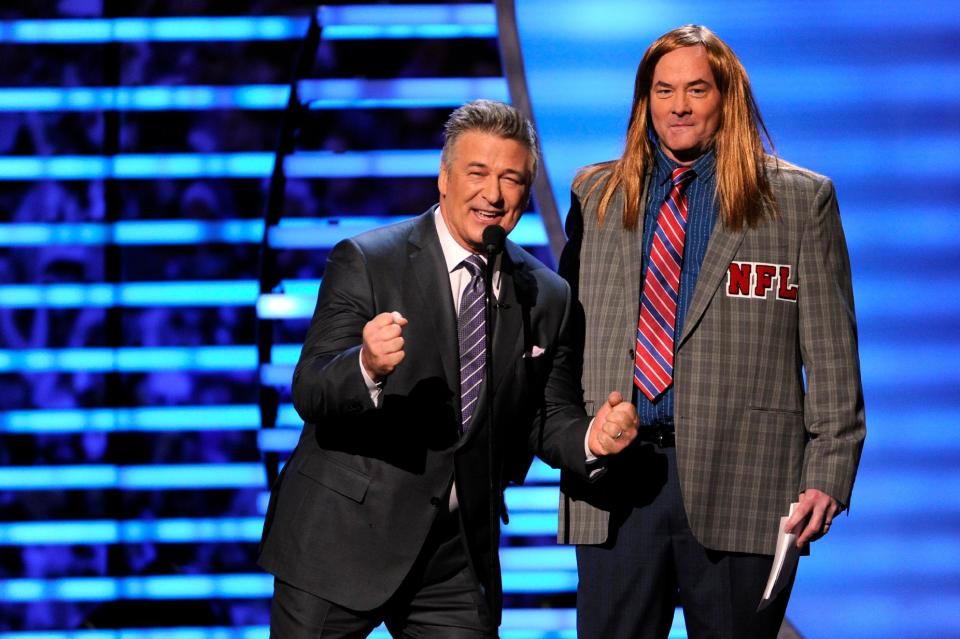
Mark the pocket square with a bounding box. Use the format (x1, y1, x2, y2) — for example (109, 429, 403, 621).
(523, 345, 546, 358)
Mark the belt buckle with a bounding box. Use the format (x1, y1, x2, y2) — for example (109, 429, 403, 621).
(655, 428, 666, 447)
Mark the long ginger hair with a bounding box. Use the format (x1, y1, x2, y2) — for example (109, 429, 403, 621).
(575, 25, 777, 230)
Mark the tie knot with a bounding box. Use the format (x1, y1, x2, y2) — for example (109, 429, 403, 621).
(461, 254, 486, 278)
(671, 167, 696, 190)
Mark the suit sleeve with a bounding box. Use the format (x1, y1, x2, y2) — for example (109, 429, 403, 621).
(797, 177, 866, 508)
(291, 238, 379, 425)
(527, 192, 595, 480)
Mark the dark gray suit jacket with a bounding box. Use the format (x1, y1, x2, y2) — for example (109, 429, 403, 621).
(258, 209, 590, 620)
(558, 159, 866, 556)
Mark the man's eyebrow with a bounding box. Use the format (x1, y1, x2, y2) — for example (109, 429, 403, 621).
(654, 78, 711, 87)
(465, 162, 526, 178)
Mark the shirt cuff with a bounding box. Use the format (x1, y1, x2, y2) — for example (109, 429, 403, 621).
(359, 348, 383, 405)
(584, 417, 597, 463)
(584, 417, 604, 478)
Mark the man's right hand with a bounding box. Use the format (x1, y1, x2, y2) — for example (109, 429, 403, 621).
(588, 391, 639, 456)
(361, 311, 408, 381)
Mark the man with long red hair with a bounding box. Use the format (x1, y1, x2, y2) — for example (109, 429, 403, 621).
(558, 25, 865, 638)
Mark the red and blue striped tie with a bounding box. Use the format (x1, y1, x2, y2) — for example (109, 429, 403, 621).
(634, 166, 696, 401)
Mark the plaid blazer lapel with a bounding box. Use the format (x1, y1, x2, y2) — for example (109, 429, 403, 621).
(677, 221, 744, 348)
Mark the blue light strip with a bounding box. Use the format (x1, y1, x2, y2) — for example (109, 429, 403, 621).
(258, 428, 301, 453)
(501, 570, 578, 593)
(0, 574, 272, 602)
(505, 486, 560, 512)
(0, 78, 507, 112)
(0, 611, 593, 639)
(268, 216, 395, 248)
(0, 86, 286, 112)
(500, 547, 575, 571)
(0, 281, 259, 308)
(260, 364, 295, 387)
(501, 512, 558, 536)
(0, 7, 496, 44)
(525, 458, 561, 483)
(0, 464, 266, 490)
(0, 215, 549, 248)
(0, 280, 316, 318)
(299, 78, 507, 108)
(0, 150, 440, 180)
(0, 220, 262, 245)
(0, 17, 305, 43)
(0, 629, 270, 639)
(269, 280, 322, 298)
(256, 293, 317, 320)
(0, 344, 301, 373)
(0, 518, 265, 545)
(0, 627, 574, 639)
(257, 492, 271, 516)
(0, 570, 572, 602)
(317, 5, 495, 28)
(285, 150, 439, 178)
(321, 24, 495, 39)
(0, 404, 303, 433)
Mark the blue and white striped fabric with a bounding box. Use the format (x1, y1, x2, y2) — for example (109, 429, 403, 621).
(457, 255, 487, 430)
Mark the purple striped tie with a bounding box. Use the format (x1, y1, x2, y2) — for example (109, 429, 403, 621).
(634, 166, 696, 401)
(457, 255, 487, 431)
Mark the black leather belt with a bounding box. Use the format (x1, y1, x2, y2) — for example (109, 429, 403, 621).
(637, 420, 675, 448)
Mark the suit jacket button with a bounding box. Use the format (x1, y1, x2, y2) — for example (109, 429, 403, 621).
(430, 497, 442, 507)
(628, 349, 635, 358)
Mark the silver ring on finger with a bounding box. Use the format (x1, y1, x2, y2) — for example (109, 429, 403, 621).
(613, 429, 623, 440)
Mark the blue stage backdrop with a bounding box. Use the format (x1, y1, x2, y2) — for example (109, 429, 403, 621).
(516, 2, 960, 638)
(0, 3, 572, 637)
(0, 2, 957, 638)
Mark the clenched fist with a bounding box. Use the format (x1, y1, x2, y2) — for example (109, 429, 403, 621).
(588, 391, 639, 456)
(361, 311, 408, 381)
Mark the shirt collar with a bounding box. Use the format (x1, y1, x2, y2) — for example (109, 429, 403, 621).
(653, 145, 717, 186)
(433, 206, 500, 274)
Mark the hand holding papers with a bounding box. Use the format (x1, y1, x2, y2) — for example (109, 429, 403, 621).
(758, 502, 800, 611)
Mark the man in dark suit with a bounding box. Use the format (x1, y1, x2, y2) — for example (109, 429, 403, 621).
(559, 26, 866, 639)
(258, 100, 638, 638)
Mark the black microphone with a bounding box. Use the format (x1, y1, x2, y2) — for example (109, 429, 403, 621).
(479, 224, 505, 586)
(482, 224, 506, 257)
(482, 225, 508, 308)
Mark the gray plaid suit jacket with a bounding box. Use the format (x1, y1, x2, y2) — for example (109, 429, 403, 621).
(558, 158, 866, 556)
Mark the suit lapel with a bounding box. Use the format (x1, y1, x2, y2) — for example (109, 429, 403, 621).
(492, 244, 527, 393)
(677, 221, 744, 347)
(407, 211, 460, 402)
